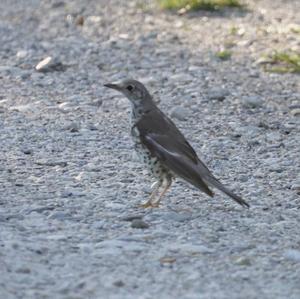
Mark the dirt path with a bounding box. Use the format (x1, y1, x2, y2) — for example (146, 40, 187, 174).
(0, 1, 299, 298)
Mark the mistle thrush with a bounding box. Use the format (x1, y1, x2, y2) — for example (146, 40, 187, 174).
(104, 79, 249, 208)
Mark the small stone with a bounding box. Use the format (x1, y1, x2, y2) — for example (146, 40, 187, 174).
(113, 280, 125, 287)
(85, 163, 102, 172)
(65, 122, 80, 132)
(290, 108, 300, 117)
(35, 56, 52, 71)
(28, 205, 56, 213)
(16, 267, 31, 274)
(160, 256, 176, 265)
(234, 256, 251, 266)
(0, 66, 14, 75)
(256, 56, 273, 65)
(131, 219, 149, 229)
(51, 1, 65, 8)
(121, 214, 144, 221)
(35, 56, 66, 72)
(291, 180, 300, 192)
(289, 103, 300, 110)
(241, 96, 263, 108)
(188, 65, 202, 73)
(74, 172, 88, 181)
(283, 249, 300, 262)
(249, 71, 260, 78)
(170, 106, 189, 121)
(57, 102, 72, 110)
(35, 160, 67, 167)
(61, 188, 85, 198)
(76, 281, 86, 289)
(207, 88, 229, 101)
(87, 124, 98, 131)
(16, 50, 28, 59)
(178, 7, 188, 15)
(48, 211, 71, 220)
(6, 212, 25, 220)
(9, 104, 35, 113)
(170, 73, 193, 83)
(21, 148, 32, 155)
(85, 15, 102, 24)
(15, 183, 24, 187)
(239, 175, 249, 182)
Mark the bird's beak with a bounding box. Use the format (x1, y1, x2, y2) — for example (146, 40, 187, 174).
(104, 83, 121, 91)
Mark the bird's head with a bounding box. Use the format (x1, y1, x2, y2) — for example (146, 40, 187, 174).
(104, 79, 154, 109)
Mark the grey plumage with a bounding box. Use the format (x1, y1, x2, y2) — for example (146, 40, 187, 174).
(104, 79, 249, 208)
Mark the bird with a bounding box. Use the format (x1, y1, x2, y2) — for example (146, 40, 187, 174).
(104, 79, 249, 208)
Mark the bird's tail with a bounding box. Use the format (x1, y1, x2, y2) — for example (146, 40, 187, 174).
(204, 175, 249, 208)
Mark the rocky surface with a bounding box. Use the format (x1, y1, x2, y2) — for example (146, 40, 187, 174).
(0, 0, 299, 298)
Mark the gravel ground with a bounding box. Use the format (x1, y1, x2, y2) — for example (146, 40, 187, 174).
(0, 0, 300, 298)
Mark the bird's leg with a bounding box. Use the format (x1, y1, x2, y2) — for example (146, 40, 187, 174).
(139, 181, 161, 208)
(152, 177, 172, 207)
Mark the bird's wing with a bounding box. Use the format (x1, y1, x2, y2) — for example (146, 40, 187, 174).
(141, 132, 214, 197)
(137, 109, 211, 173)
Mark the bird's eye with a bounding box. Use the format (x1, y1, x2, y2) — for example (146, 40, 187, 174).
(126, 85, 134, 92)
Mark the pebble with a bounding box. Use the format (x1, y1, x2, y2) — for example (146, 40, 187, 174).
(131, 219, 149, 229)
(35, 56, 52, 71)
(64, 122, 80, 132)
(160, 256, 176, 265)
(170, 73, 194, 83)
(9, 104, 36, 113)
(35, 56, 66, 72)
(290, 108, 300, 116)
(35, 160, 68, 167)
(121, 214, 144, 221)
(249, 71, 260, 78)
(234, 257, 252, 266)
(170, 106, 189, 121)
(207, 88, 229, 101)
(241, 96, 263, 108)
(48, 211, 72, 221)
(291, 178, 300, 192)
(188, 65, 202, 73)
(113, 280, 125, 287)
(283, 249, 300, 262)
(21, 147, 32, 155)
(234, 125, 261, 138)
(15, 267, 31, 274)
(16, 50, 28, 59)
